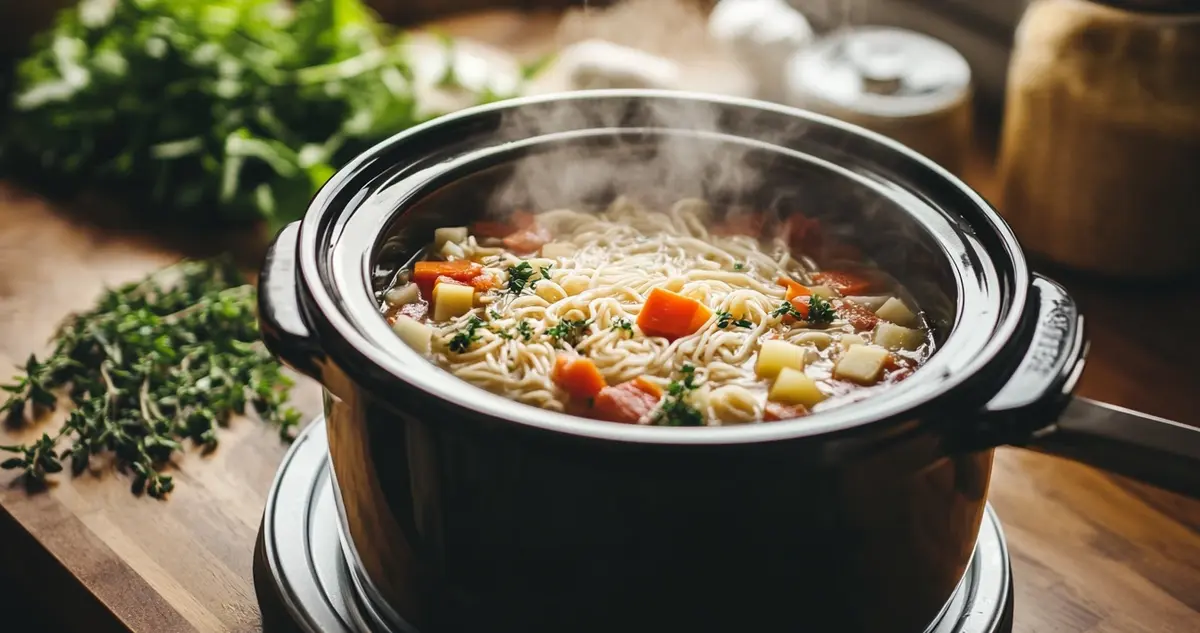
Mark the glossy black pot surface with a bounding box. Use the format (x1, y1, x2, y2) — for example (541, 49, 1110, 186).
(259, 91, 1200, 633)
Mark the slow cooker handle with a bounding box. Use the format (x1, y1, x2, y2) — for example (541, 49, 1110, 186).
(977, 274, 1200, 498)
(258, 221, 325, 381)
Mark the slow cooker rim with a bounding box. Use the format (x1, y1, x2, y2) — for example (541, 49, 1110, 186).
(295, 90, 1032, 445)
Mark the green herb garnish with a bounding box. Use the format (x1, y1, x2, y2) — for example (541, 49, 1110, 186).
(489, 309, 502, 320)
(715, 311, 754, 329)
(546, 318, 593, 348)
(651, 364, 704, 427)
(449, 315, 486, 353)
(771, 301, 805, 320)
(505, 261, 537, 296)
(516, 321, 534, 342)
(610, 318, 634, 335)
(0, 258, 301, 498)
(733, 262, 745, 271)
(806, 294, 837, 325)
(539, 264, 554, 280)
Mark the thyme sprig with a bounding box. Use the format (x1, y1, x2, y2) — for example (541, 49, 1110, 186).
(0, 258, 301, 499)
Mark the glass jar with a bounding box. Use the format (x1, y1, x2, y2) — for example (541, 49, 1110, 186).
(997, 0, 1200, 278)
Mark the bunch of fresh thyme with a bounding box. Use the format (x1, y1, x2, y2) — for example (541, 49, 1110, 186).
(0, 258, 301, 498)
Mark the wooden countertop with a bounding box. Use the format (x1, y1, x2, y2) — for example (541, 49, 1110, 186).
(0, 10, 1198, 633)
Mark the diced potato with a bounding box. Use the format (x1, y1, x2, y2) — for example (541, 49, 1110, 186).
(755, 339, 808, 379)
(875, 297, 919, 327)
(793, 332, 834, 350)
(434, 226, 468, 250)
(536, 282, 567, 303)
(439, 241, 465, 260)
(541, 242, 576, 259)
(810, 285, 837, 299)
(839, 334, 867, 349)
(561, 275, 590, 296)
(834, 345, 890, 385)
(432, 283, 475, 321)
(392, 315, 432, 355)
(874, 322, 925, 351)
(769, 367, 827, 408)
(384, 283, 420, 307)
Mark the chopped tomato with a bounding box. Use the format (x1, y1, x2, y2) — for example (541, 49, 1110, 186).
(764, 403, 809, 422)
(637, 287, 712, 341)
(502, 225, 551, 254)
(413, 260, 484, 297)
(592, 379, 663, 425)
(835, 300, 880, 331)
(554, 356, 608, 400)
(787, 295, 813, 321)
(777, 277, 813, 302)
(811, 271, 874, 295)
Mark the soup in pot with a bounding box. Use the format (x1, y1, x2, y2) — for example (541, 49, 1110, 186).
(379, 197, 933, 426)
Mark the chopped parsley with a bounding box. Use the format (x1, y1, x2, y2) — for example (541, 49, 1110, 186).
(505, 261, 537, 296)
(715, 310, 754, 329)
(806, 294, 837, 324)
(733, 262, 745, 271)
(610, 317, 634, 335)
(448, 315, 486, 353)
(496, 328, 514, 340)
(516, 320, 534, 341)
(489, 309, 502, 320)
(539, 264, 554, 280)
(651, 364, 704, 427)
(546, 318, 593, 348)
(771, 301, 805, 320)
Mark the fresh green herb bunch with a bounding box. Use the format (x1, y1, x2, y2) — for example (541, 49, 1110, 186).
(547, 318, 593, 348)
(0, 258, 301, 498)
(805, 294, 837, 324)
(0, 0, 519, 230)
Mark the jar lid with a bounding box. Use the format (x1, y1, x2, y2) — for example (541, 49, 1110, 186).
(786, 27, 971, 120)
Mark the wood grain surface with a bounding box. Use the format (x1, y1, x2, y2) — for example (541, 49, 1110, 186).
(0, 8, 1198, 633)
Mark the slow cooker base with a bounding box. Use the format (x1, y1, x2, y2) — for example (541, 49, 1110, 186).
(254, 417, 1015, 633)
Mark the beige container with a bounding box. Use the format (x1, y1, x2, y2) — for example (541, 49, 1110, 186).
(997, 0, 1200, 278)
(784, 26, 974, 176)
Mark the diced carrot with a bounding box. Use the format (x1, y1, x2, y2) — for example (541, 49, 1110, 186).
(413, 260, 484, 296)
(637, 287, 712, 341)
(835, 300, 880, 331)
(777, 277, 813, 302)
(554, 356, 608, 400)
(632, 376, 664, 399)
(787, 295, 812, 321)
(470, 272, 497, 292)
(592, 380, 662, 425)
(811, 271, 874, 295)
(502, 226, 551, 254)
(764, 403, 809, 422)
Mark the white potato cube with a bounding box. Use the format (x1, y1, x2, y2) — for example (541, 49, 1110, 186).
(433, 226, 468, 250)
(432, 283, 475, 321)
(769, 367, 826, 408)
(875, 297, 919, 327)
(384, 283, 420, 307)
(755, 339, 808, 379)
(392, 315, 432, 356)
(839, 334, 867, 349)
(834, 345, 890, 385)
(874, 322, 925, 352)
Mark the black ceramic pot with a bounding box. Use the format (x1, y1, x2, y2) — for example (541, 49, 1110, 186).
(259, 91, 1200, 633)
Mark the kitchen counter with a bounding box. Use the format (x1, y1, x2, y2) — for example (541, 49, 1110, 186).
(0, 10, 1198, 633)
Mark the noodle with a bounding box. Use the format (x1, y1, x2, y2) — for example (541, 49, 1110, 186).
(383, 197, 931, 425)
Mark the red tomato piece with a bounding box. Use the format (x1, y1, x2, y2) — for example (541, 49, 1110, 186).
(834, 300, 880, 331)
(592, 380, 663, 425)
(502, 225, 551, 254)
(811, 271, 874, 295)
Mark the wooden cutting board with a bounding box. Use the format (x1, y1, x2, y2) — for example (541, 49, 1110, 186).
(0, 8, 1198, 633)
